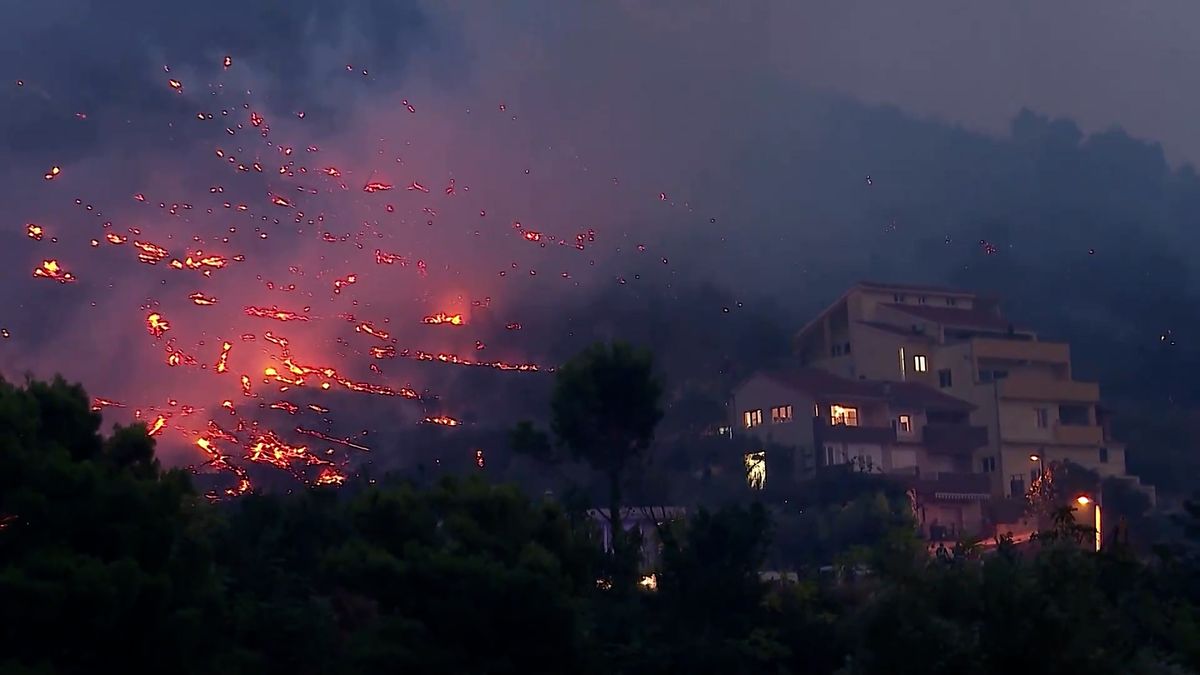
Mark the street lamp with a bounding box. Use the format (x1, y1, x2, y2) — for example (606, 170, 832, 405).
(1029, 452, 1045, 478)
(1075, 494, 1101, 552)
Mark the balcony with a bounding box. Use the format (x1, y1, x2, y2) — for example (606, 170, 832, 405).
(1053, 423, 1104, 446)
(922, 424, 990, 454)
(906, 471, 993, 500)
(972, 337, 1069, 364)
(996, 373, 1099, 402)
(814, 419, 896, 445)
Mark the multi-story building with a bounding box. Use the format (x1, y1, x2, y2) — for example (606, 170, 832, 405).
(730, 368, 993, 542)
(792, 281, 1151, 501)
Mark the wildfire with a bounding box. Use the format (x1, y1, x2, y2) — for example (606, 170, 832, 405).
(244, 305, 309, 322)
(133, 240, 170, 265)
(146, 312, 171, 338)
(195, 436, 252, 499)
(369, 345, 396, 359)
(423, 415, 460, 427)
(26, 224, 44, 240)
(475, 449, 485, 469)
(44, 166, 61, 180)
(314, 467, 347, 486)
(189, 292, 218, 305)
(214, 341, 232, 373)
(33, 259, 75, 283)
(355, 321, 390, 340)
(422, 312, 464, 326)
(374, 249, 407, 265)
(332, 273, 357, 294)
(147, 415, 168, 437)
(362, 181, 393, 193)
(91, 397, 126, 412)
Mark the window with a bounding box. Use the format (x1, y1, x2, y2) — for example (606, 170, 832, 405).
(981, 456, 996, 473)
(844, 341, 852, 354)
(770, 405, 793, 424)
(1009, 475, 1026, 497)
(813, 403, 821, 418)
(830, 404, 859, 427)
(893, 293, 906, 302)
(1034, 408, 1049, 429)
(716, 425, 732, 438)
(897, 414, 912, 434)
(938, 368, 953, 388)
(898, 347, 907, 378)
(744, 451, 767, 490)
(831, 344, 842, 356)
(918, 295, 928, 304)
(1099, 447, 1109, 463)
(913, 354, 928, 372)
(825, 446, 836, 466)
(946, 297, 957, 307)
(743, 409, 763, 428)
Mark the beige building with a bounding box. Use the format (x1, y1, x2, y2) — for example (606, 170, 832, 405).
(793, 281, 1152, 501)
(730, 368, 992, 543)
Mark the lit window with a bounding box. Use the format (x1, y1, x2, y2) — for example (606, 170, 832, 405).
(830, 405, 858, 427)
(744, 451, 766, 490)
(771, 405, 793, 424)
(938, 368, 953, 388)
(1034, 408, 1049, 429)
(897, 414, 912, 433)
(743, 409, 763, 428)
(813, 403, 821, 418)
(898, 347, 907, 378)
(914, 355, 928, 372)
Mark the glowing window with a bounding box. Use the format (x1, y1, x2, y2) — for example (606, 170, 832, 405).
(743, 409, 763, 428)
(744, 451, 766, 490)
(897, 414, 912, 433)
(914, 355, 928, 372)
(771, 405, 793, 424)
(831, 405, 859, 427)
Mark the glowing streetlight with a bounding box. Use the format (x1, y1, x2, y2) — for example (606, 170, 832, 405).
(1075, 494, 1101, 552)
(1029, 454, 1040, 462)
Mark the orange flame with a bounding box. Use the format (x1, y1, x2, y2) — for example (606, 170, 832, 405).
(422, 312, 464, 326)
(146, 312, 171, 338)
(33, 259, 76, 283)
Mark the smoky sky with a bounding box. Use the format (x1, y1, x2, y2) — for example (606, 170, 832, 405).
(2, 0, 1199, 474)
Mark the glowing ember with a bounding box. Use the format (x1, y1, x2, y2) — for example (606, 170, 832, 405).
(26, 224, 44, 240)
(146, 312, 171, 338)
(422, 312, 464, 326)
(314, 467, 347, 486)
(43, 166, 61, 180)
(147, 415, 168, 437)
(214, 341, 233, 373)
(355, 321, 390, 340)
(91, 397, 126, 412)
(362, 181, 393, 193)
(189, 292, 218, 305)
(422, 415, 460, 427)
(244, 305, 309, 322)
(33, 259, 75, 283)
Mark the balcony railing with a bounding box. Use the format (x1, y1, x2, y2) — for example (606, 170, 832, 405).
(813, 419, 896, 445)
(1053, 423, 1104, 446)
(996, 373, 1099, 402)
(972, 337, 1070, 364)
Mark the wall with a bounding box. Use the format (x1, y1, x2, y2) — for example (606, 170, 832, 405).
(731, 375, 816, 449)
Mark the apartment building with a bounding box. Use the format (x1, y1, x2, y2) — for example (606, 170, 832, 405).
(730, 368, 992, 542)
(792, 281, 1150, 501)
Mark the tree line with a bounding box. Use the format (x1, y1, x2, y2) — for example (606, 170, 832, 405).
(3, 344, 1200, 674)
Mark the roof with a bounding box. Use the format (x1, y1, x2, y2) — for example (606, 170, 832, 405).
(857, 280, 980, 297)
(796, 281, 992, 341)
(758, 368, 973, 412)
(882, 303, 1014, 332)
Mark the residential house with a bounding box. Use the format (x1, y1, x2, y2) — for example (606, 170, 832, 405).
(793, 281, 1151, 502)
(731, 367, 992, 543)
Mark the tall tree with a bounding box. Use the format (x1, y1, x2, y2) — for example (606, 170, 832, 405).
(542, 342, 664, 563)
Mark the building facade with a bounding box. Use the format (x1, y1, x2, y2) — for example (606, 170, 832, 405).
(730, 368, 992, 543)
(791, 281, 1151, 501)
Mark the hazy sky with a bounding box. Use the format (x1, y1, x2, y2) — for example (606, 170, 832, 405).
(1, 0, 1196, 470)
